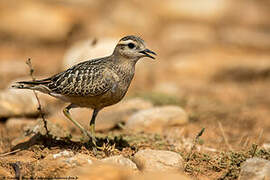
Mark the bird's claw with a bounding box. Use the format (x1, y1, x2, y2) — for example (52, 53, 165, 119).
(81, 130, 101, 154)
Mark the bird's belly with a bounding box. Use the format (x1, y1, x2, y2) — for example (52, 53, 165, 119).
(63, 85, 128, 109)
(96, 85, 129, 108)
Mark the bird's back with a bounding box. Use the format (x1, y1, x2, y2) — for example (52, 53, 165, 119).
(47, 57, 116, 97)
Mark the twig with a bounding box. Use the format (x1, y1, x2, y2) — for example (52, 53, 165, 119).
(256, 129, 263, 145)
(186, 128, 205, 162)
(0, 149, 21, 157)
(243, 137, 250, 148)
(237, 133, 247, 146)
(218, 121, 233, 151)
(250, 129, 264, 157)
(251, 144, 258, 157)
(26, 58, 49, 136)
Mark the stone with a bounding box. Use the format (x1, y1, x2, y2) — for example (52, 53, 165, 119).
(133, 149, 184, 172)
(7, 78, 59, 112)
(0, 89, 39, 119)
(94, 98, 153, 131)
(51, 150, 74, 159)
(65, 153, 96, 166)
(45, 151, 96, 167)
(6, 118, 36, 145)
(32, 151, 96, 177)
(262, 143, 270, 150)
(67, 163, 133, 180)
(63, 38, 117, 69)
(126, 106, 188, 133)
(5, 118, 36, 130)
(239, 158, 270, 180)
(101, 155, 138, 170)
(25, 118, 70, 138)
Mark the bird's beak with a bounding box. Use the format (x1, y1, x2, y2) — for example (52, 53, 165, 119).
(140, 49, 157, 59)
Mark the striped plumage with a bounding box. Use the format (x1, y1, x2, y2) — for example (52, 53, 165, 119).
(18, 58, 115, 96)
(12, 35, 156, 151)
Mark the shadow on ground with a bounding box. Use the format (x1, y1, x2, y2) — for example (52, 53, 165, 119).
(11, 133, 131, 152)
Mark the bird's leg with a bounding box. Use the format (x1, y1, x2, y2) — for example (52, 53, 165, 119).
(63, 104, 92, 141)
(89, 109, 100, 147)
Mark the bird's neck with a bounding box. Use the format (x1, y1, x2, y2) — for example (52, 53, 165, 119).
(111, 55, 136, 82)
(112, 54, 137, 68)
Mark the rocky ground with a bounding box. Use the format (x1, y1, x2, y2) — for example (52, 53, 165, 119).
(1, 0, 270, 179)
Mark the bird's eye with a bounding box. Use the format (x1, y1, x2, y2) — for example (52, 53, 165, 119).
(128, 43, 135, 49)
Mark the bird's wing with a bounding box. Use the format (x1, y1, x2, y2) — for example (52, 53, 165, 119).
(47, 59, 118, 96)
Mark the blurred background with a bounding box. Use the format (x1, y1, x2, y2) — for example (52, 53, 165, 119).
(1, 0, 270, 151)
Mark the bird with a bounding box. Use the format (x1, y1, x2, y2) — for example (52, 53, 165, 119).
(12, 35, 156, 150)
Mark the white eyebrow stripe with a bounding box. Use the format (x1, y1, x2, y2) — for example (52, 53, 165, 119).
(118, 39, 137, 45)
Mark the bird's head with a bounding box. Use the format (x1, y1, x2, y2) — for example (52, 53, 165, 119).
(113, 35, 156, 61)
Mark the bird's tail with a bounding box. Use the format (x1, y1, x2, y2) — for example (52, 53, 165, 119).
(11, 79, 51, 93)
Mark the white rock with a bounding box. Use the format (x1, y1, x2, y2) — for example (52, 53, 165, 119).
(239, 158, 270, 180)
(95, 98, 153, 131)
(8, 78, 58, 109)
(44, 151, 96, 168)
(133, 149, 184, 172)
(63, 153, 95, 166)
(262, 143, 270, 150)
(25, 118, 70, 138)
(0, 89, 39, 118)
(5, 118, 36, 129)
(101, 155, 138, 170)
(126, 106, 188, 133)
(53, 150, 74, 159)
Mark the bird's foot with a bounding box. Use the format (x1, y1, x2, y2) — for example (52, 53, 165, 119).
(81, 130, 100, 155)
